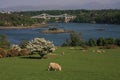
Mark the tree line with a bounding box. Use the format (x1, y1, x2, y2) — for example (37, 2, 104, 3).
(0, 13, 44, 26)
(0, 9, 120, 26)
(14, 9, 120, 24)
(62, 31, 120, 49)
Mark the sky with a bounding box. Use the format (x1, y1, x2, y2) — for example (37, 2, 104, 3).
(0, 0, 120, 10)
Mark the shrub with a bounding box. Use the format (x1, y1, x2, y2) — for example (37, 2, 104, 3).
(11, 44, 21, 51)
(62, 31, 85, 46)
(115, 38, 120, 46)
(7, 49, 19, 57)
(104, 38, 115, 45)
(0, 48, 7, 58)
(7, 44, 29, 57)
(70, 31, 82, 46)
(0, 34, 11, 49)
(88, 38, 96, 47)
(97, 37, 105, 46)
(18, 49, 29, 56)
(19, 40, 29, 49)
(81, 45, 89, 50)
(99, 45, 118, 49)
(25, 38, 56, 58)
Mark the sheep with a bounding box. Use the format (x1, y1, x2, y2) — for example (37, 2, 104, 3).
(96, 50, 102, 53)
(101, 50, 105, 53)
(48, 62, 61, 71)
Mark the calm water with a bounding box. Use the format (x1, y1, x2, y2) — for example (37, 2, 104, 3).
(0, 23, 120, 46)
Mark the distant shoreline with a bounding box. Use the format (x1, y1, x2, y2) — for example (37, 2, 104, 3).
(0, 24, 48, 30)
(42, 29, 73, 34)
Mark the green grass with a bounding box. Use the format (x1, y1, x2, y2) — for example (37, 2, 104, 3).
(0, 47, 120, 80)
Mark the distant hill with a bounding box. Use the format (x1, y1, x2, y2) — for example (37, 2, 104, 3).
(0, 6, 46, 11)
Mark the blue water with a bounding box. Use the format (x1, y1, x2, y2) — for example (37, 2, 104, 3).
(0, 23, 120, 46)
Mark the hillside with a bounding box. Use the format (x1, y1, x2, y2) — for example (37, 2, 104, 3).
(0, 47, 120, 80)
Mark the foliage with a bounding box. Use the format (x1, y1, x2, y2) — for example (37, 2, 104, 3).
(0, 48, 6, 58)
(62, 31, 85, 46)
(63, 33, 120, 48)
(88, 38, 96, 47)
(0, 13, 44, 26)
(14, 9, 120, 24)
(0, 37, 55, 58)
(7, 49, 20, 57)
(1, 10, 120, 25)
(99, 45, 118, 49)
(96, 37, 105, 46)
(11, 44, 21, 51)
(0, 44, 29, 58)
(25, 38, 56, 58)
(48, 27, 58, 31)
(104, 38, 115, 45)
(18, 49, 29, 56)
(19, 40, 29, 49)
(7, 48, 29, 57)
(96, 37, 116, 47)
(0, 34, 10, 49)
(115, 38, 120, 46)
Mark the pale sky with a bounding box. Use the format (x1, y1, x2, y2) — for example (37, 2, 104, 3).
(0, 0, 120, 10)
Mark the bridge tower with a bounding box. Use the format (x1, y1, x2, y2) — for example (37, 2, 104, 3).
(64, 13, 76, 23)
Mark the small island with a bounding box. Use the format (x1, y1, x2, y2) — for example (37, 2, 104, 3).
(42, 27, 72, 34)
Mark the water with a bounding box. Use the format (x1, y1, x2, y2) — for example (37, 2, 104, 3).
(0, 23, 120, 46)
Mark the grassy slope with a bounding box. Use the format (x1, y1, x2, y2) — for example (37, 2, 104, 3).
(0, 47, 120, 80)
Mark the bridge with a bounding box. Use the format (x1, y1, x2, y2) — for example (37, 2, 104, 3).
(31, 13, 76, 23)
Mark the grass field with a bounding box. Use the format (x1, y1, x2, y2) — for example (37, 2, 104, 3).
(0, 47, 120, 80)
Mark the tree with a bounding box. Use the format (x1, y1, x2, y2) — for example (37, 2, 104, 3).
(104, 38, 115, 45)
(115, 38, 120, 46)
(97, 37, 105, 46)
(62, 31, 85, 46)
(19, 40, 29, 49)
(70, 31, 81, 46)
(62, 38, 72, 46)
(88, 38, 96, 47)
(0, 34, 10, 49)
(25, 38, 56, 58)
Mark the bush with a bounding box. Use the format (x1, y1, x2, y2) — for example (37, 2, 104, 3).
(97, 37, 105, 46)
(115, 38, 120, 46)
(62, 31, 85, 46)
(99, 45, 118, 49)
(25, 38, 56, 58)
(19, 40, 29, 49)
(18, 49, 29, 56)
(0, 48, 7, 58)
(88, 38, 96, 47)
(6, 44, 29, 57)
(0, 34, 11, 49)
(11, 44, 21, 51)
(104, 38, 115, 45)
(7, 49, 20, 57)
(81, 45, 89, 50)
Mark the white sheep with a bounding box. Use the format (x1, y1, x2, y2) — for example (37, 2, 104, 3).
(48, 62, 61, 71)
